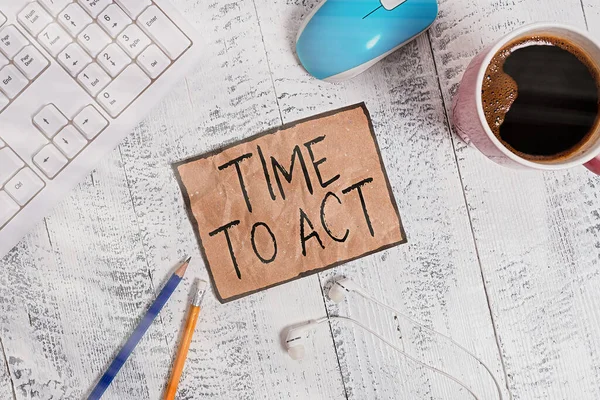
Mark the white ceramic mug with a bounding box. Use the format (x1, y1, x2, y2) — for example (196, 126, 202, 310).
(452, 23, 600, 174)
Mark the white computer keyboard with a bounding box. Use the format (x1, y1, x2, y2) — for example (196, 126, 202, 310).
(0, 0, 202, 257)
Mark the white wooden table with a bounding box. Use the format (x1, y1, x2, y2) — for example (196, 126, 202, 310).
(2, 0, 600, 399)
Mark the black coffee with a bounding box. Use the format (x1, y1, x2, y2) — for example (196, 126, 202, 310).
(482, 35, 600, 161)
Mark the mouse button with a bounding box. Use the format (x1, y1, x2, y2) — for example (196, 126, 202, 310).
(380, 0, 407, 11)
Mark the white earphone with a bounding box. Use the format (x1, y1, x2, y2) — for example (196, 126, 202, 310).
(282, 277, 508, 400)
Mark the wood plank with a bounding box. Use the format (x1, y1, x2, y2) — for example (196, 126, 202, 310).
(0, 339, 15, 400)
(429, 0, 600, 399)
(254, 0, 509, 398)
(116, 0, 346, 398)
(0, 151, 172, 399)
(583, 0, 599, 34)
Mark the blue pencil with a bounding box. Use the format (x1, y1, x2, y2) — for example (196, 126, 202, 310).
(88, 257, 191, 400)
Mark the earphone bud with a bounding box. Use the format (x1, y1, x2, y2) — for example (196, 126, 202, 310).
(283, 277, 507, 400)
(283, 318, 326, 360)
(328, 278, 366, 303)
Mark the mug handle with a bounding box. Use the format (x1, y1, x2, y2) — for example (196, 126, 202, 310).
(585, 157, 600, 174)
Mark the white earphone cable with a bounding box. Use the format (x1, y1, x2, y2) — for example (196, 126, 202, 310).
(322, 316, 481, 400)
(353, 290, 507, 400)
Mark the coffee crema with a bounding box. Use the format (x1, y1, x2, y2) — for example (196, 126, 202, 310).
(482, 34, 600, 162)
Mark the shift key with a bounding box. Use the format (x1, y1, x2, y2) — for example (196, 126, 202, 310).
(137, 6, 191, 60)
(97, 64, 150, 118)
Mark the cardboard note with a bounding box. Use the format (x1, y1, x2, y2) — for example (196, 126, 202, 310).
(175, 103, 406, 302)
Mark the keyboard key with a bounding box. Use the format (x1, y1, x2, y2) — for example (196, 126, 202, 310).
(138, 6, 191, 60)
(74, 105, 108, 139)
(14, 46, 49, 80)
(39, 0, 72, 17)
(0, 12, 6, 27)
(0, 148, 24, 186)
(0, 139, 4, 147)
(98, 4, 131, 38)
(33, 104, 68, 138)
(78, 0, 113, 18)
(18, 3, 53, 36)
(39, 24, 72, 57)
(33, 144, 68, 178)
(137, 45, 170, 79)
(115, 0, 151, 19)
(0, 93, 8, 111)
(117, 25, 150, 58)
(5, 168, 44, 206)
(0, 65, 28, 99)
(98, 43, 130, 77)
(0, 191, 19, 227)
(0, 26, 29, 59)
(78, 63, 111, 96)
(58, 43, 91, 76)
(0, 53, 7, 68)
(58, 3, 93, 37)
(54, 125, 87, 158)
(78, 24, 111, 57)
(98, 64, 150, 117)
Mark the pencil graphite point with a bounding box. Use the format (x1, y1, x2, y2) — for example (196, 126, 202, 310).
(175, 257, 191, 278)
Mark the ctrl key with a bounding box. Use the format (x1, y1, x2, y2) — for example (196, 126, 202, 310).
(5, 168, 44, 206)
(0, 191, 19, 227)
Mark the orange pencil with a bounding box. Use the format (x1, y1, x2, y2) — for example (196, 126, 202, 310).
(164, 279, 207, 400)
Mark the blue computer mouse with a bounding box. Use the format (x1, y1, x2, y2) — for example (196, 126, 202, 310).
(296, 0, 438, 82)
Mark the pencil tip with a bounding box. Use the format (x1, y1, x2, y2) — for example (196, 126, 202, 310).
(175, 257, 191, 277)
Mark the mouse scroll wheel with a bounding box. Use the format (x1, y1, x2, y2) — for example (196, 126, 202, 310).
(379, 0, 407, 11)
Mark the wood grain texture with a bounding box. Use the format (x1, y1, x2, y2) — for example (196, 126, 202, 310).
(1, 0, 600, 399)
(583, 0, 599, 35)
(116, 0, 346, 398)
(430, 0, 600, 399)
(253, 0, 509, 398)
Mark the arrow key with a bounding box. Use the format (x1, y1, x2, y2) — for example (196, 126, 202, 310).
(54, 125, 87, 159)
(58, 3, 93, 37)
(33, 144, 67, 178)
(73, 105, 108, 139)
(33, 104, 68, 138)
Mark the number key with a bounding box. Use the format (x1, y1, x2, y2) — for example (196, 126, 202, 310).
(78, 0, 113, 18)
(77, 63, 111, 96)
(39, 24, 72, 57)
(98, 4, 131, 38)
(39, 0, 73, 17)
(98, 43, 130, 77)
(58, 43, 92, 76)
(58, 3, 93, 37)
(78, 24, 111, 57)
(117, 25, 150, 58)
